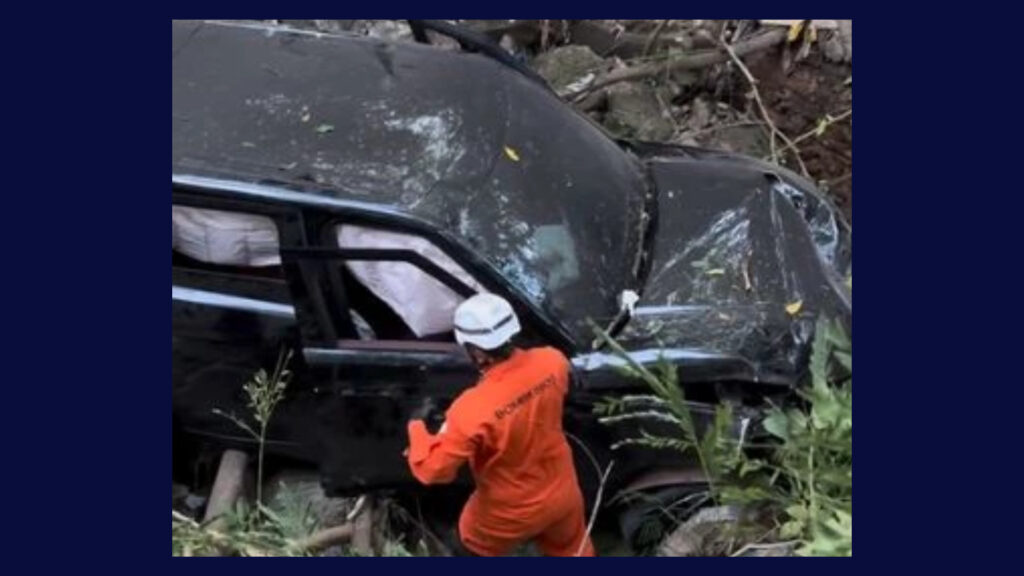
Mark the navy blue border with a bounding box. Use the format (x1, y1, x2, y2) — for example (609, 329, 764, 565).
(9, 10, 987, 568)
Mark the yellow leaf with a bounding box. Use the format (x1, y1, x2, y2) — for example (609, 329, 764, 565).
(785, 300, 803, 315)
(815, 118, 828, 137)
(787, 20, 806, 42)
(503, 145, 520, 162)
(706, 268, 726, 276)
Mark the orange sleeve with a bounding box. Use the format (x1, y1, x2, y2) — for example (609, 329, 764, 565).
(549, 347, 571, 395)
(406, 407, 478, 485)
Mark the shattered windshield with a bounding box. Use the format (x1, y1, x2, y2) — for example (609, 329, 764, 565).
(406, 73, 649, 340)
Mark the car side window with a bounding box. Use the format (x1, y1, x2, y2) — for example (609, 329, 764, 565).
(332, 224, 485, 342)
(172, 205, 291, 304)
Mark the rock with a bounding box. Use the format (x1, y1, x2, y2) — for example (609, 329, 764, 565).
(264, 471, 356, 528)
(658, 505, 740, 556)
(699, 124, 769, 157)
(184, 493, 207, 514)
(427, 30, 461, 51)
(312, 20, 346, 34)
(604, 82, 676, 141)
(822, 32, 846, 63)
(837, 20, 852, 63)
(358, 20, 409, 41)
(532, 45, 605, 93)
(173, 483, 189, 503)
(686, 97, 713, 131)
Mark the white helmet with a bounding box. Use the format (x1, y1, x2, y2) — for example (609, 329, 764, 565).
(453, 293, 521, 350)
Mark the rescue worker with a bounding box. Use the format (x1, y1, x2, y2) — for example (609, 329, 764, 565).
(405, 293, 595, 557)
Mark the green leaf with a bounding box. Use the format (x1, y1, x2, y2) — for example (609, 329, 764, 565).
(762, 410, 789, 440)
(785, 504, 807, 521)
(815, 118, 829, 137)
(834, 351, 852, 371)
(826, 318, 851, 352)
(780, 519, 804, 539)
(739, 459, 766, 477)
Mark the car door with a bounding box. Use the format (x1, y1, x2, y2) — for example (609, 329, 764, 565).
(171, 192, 321, 463)
(279, 212, 504, 493)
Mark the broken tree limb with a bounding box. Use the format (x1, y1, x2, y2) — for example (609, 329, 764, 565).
(296, 523, 356, 553)
(567, 21, 706, 59)
(203, 449, 249, 524)
(568, 29, 786, 102)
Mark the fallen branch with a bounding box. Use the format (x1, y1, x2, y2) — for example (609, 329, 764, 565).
(568, 28, 785, 102)
(567, 21, 702, 59)
(204, 450, 249, 523)
(296, 523, 355, 553)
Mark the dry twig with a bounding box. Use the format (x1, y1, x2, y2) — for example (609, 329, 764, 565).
(643, 20, 671, 56)
(711, 32, 810, 177)
(768, 108, 852, 160)
(577, 460, 615, 556)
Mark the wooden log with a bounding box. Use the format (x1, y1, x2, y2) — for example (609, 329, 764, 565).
(297, 523, 355, 553)
(352, 495, 375, 555)
(203, 449, 249, 524)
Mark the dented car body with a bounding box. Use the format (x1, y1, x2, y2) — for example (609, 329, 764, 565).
(172, 21, 851, 498)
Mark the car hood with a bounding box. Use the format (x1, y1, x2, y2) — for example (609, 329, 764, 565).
(611, 145, 851, 386)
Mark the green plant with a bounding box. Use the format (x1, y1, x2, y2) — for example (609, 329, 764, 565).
(750, 317, 852, 556)
(213, 348, 294, 507)
(593, 316, 852, 556)
(172, 502, 310, 557)
(591, 323, 732, 500)
(173, 349, 311, 557)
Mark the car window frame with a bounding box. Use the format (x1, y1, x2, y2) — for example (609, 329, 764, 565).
(171, 192, 299, 307)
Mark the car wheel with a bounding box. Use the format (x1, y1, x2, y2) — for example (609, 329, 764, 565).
(616, 483, 711, 554)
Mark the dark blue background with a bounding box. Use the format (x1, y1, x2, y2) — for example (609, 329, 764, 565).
(3, 7, 1000, 566)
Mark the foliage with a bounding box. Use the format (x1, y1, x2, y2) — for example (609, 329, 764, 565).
(212, 348, 293, 507)
(593, 316, 852, 556)
(172, 500, 310, 557)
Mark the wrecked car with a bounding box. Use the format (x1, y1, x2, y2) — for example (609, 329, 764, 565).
(172, 20, 851, 532)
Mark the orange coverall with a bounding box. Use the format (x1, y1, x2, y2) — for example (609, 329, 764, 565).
(406, 346, 595, 556)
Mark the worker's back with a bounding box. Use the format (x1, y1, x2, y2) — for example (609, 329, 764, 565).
(407, 344, 594, 555)
(449, 347, 575, 509)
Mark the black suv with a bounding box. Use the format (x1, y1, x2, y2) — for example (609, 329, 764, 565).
(172, 21, 851, 503)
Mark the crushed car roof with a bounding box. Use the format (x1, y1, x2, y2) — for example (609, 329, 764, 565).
(173, 20, 648, 337)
